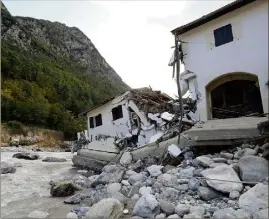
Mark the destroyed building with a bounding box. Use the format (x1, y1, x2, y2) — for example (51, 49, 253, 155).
(169, 0, 268, 121)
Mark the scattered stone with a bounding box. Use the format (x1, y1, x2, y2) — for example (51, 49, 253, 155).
(128, 173, 145, 185)
(177, 184, 189, 192)
(252, 208, 269, 219)
(193, 169, 203, 177)
(220, 152, 233, 160)
(50, 180, 79, 197)
(197, 187, 221, 201)
(128, 183, 141, 197)
(189, 206, 205, 216)
(1, 162, 16, 174)
(84, 198, 123, 219)
(28, 210, 49, 218)
(121, 180, 130, 186)
(239, 183, 268, 215)
(73, 174, 91, 188)
(42, 157, 67, 162)
(229, 191, 240, 200)
(196, 156, 213, 168)
(159, 187, 180, 204)
(164, 165, 176, 173)
(64, 193, 85, 204)
(147, 165, 163, 177)
(123, 209, 129, 214)
(167, 214, 180, 218)
(112, 192, 128, 204)
(212, 158, 227, 163)
(239, 156, 268, 183)
(66, 212, 78, 219)
(132, 194, 160, 218)
(175, 204, 190, 217)
(201, 165, 243, 193)
(241, 144, 255, 149)
(188, 178, 200, 191)
(157, 174, 178, 187)
(212, 208, 250, 219)
(94, 165, 125, 185)
(139, 186, 152, 196)
(183, 213, 201, 218)
(159, 199, 175, 215)
(156, 213, 166, 218)
(12, 152, 39, 160)
(209, 163, 228, 168)
(234, 148, 257, 159)
(179, 167, 195, 179)
(120, 152, 132, 165)
(178, 179, 189, 184)
(107, 183, 122, 195)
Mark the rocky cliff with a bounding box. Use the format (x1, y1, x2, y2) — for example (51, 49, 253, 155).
(1, 3, 129, 133)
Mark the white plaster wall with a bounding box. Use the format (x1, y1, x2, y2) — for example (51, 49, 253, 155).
(178, 0, 268, 120)
(86, 93, 131, 141)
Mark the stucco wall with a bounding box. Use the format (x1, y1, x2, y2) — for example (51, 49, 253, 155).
(179, 0, 268, 120)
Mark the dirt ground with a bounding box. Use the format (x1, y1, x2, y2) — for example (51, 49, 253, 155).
(1, 151, 80, 218)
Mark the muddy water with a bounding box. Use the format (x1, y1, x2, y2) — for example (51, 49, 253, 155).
(1, 151, 79, 218)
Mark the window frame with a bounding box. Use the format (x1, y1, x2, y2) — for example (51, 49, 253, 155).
(89, 116, 94, 128)
(112, 105, 123, 121)
(214, 24, 233, 47)
(95, 114, 102, 127)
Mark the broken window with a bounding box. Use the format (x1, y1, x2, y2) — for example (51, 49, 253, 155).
(95, 114, 102, 127)
(112, 105, 123, 121)
(211, 80, 263, 119)
(214, 24, 233, 47)
(89, 117, 94, 128)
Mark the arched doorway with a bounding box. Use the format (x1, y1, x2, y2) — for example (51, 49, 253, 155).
(206, 72, 264, 119)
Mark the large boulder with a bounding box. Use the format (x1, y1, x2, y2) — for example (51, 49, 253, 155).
(42, 157, 66, 162)
(84, 198, 123, 219)
(147, 165, 163, 177)
(253, 208, 268, 219)
(12, 152, 39, 160)
(157, 174, 178, 187)
(175, 204, 190, 217)
(201, 165, 243, 193)
(196, 156, 213, 168)
(94, 165, 125, 185)
(238, 156, 268, 182)
(239, 183, 268, 215)
(132, 194, 160, 218)
(120, 152, 132, 166)
(159, 199, 175, 215)
(50, 180, 79, 197)
(1, 162, 16, 174)
(197, 186, 221, 201)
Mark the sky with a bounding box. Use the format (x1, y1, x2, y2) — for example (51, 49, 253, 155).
(3, 0, 233, 97)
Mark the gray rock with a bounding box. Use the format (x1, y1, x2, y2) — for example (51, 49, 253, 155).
(12, 152, 39, 160)
(128, 173, 145, 185)
(220, 152, 233, 160)
(28, 210, 49, 218)
(179, 167, 195, 179)
(66, 212, 78, 219)
(178, 179, 189, 184)
(183, 213, 201, 218)
(120, 152, 132, 165)
(229, 191, 240, 200)
(167, 214, 180, 218)
(253, 208, 269, 219)
(175, 204, 190, 217)
(201, 165, 243, 193)
(1, 162, 16, 174)
(189, 206, 205, 216)
(239, 183, 268, 215)
(159, 187, 180, 204)
(95, 165, 125, 185)
(121, 180, 130, 186)
(42, 157, 66, 162)
(85, 198, 123, 219)
(212, 208, 250, 219)
(234, 148, 257, 159)
(112, 192, 128, 204)
(107, 183, 122, 195)
(128, 183, 141, 197)
(147, 165, 163, 177)
(177, 184, 189, 192)
(64, 193, 86, 204)
(156, 213, 166, 218)
(157, 174, 178, 187)
(239, 156, 268, 183)
(159, 199, 175, 215)
(193, 169, 203, 177)
(198, 186, 221, 201)
(132, 194, 160, 218)
(231, 163, 240, 173)
(72, 174, 91, 189)
(196, 156, 213, 168)
(209, 163, 228, 168)
(50, 180, 79, 197)
(139, 186, 152, 196)
(241, 144, 255, 149)
(188, 178, 200, 191)
(213, 158, 227, 163)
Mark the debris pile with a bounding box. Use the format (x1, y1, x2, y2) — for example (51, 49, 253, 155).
(59, 139, 268, 219)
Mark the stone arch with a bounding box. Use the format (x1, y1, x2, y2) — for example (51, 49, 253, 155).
(205, 72, 263, 119)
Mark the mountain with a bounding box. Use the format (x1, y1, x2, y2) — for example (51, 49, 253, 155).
(1, 2, 130, 134)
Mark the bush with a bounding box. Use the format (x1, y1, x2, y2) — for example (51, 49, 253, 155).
(7, 120, 23, 130)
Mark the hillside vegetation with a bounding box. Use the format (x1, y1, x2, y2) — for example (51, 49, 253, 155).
(1, 3, 129, 135)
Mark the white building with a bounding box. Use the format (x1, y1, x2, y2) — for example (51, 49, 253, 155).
(80, 88, 174, 146)
(171, 0, 268, 121)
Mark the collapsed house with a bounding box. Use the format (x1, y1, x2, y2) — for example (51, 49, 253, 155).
(169, 0, 268, 121)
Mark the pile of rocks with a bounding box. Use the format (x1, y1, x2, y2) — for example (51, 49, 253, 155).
(57, 142, 268, 219)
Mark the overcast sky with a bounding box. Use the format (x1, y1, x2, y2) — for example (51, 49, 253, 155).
(3, 0, 233, 97)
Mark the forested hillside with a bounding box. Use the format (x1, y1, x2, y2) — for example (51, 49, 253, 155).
(1, 3, 129, 135)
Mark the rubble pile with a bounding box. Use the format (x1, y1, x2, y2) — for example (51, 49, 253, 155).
(58, 141, 268, 219)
